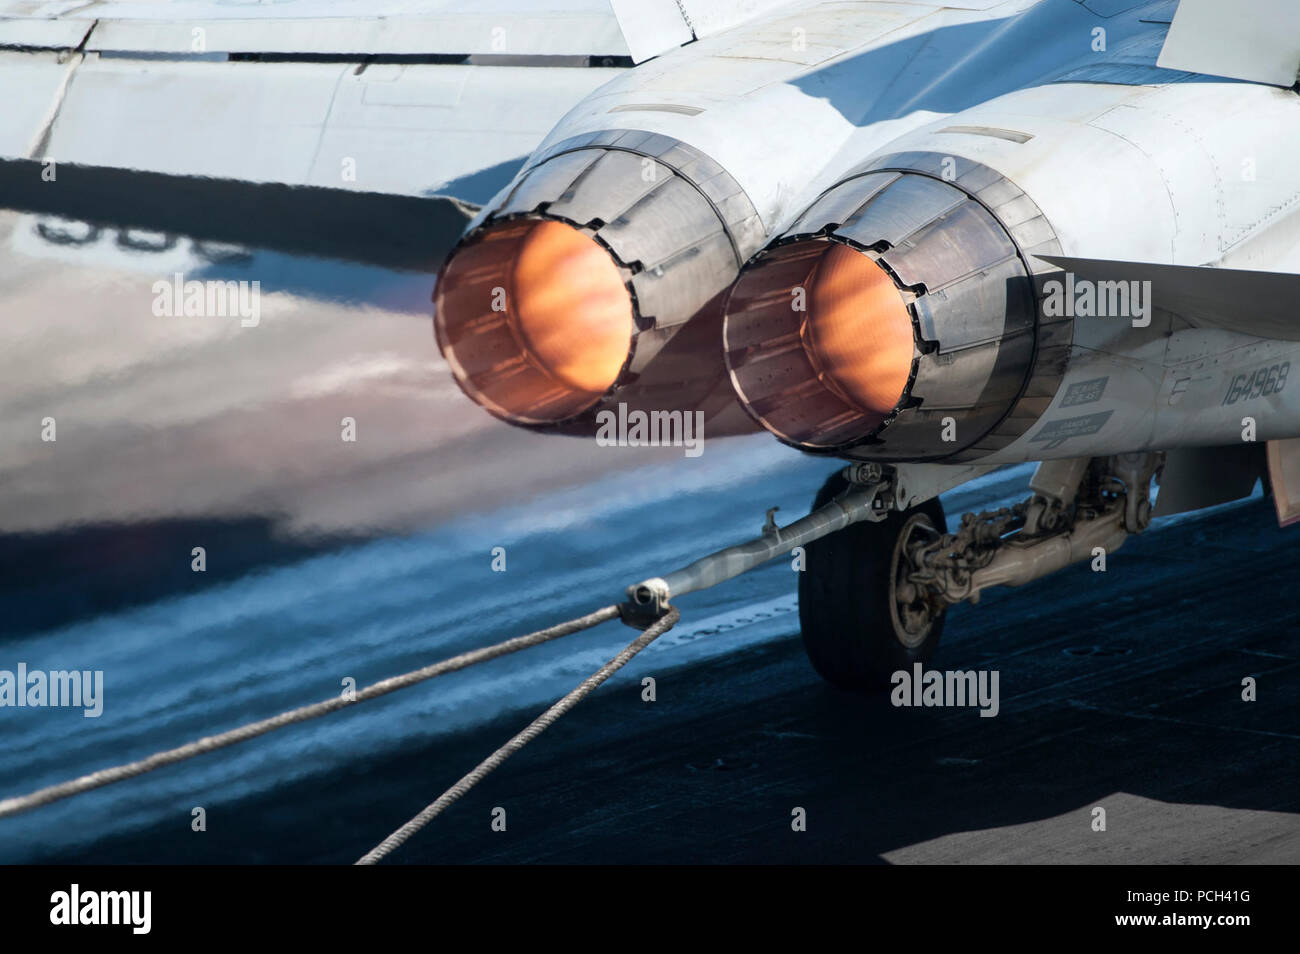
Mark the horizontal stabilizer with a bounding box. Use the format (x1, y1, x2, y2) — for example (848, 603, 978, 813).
(0, 159, 474, 273)
(1157, 0, 1300, 86)
(1035, 255, 1300, 341)
(609, 0, 798, 63)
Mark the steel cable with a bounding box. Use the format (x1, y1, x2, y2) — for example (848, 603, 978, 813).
(0, 605, 623, 820)
(355, 607, 680, 864)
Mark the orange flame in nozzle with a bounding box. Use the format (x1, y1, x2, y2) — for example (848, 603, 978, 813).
(435, 219, 635, 425)
(723, 239, 915, 448)
(802, 243, 913, 423)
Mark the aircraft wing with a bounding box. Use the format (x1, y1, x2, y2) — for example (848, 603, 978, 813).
(0, 0, 699, 270)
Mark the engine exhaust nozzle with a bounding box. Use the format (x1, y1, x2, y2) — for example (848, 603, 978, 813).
(723, 239, 916, 448)
(434, 219, 634, 425)
(725, 167, 1045, 460)
(435, 130, 764, 430)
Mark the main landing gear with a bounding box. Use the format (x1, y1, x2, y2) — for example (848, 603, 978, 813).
(798, 454, 1162, 690)
(799, 471, 948, 690)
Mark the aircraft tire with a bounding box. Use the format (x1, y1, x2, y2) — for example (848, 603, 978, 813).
(798, 471, 948, 690)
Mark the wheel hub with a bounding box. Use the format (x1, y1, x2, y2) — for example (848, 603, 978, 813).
(890, 513, 942, 649)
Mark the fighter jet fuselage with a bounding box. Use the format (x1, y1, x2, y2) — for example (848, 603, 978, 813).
(435, 0, 1300, 469)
